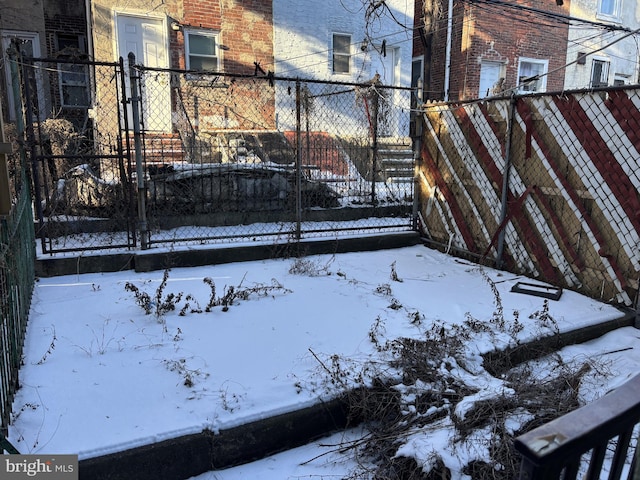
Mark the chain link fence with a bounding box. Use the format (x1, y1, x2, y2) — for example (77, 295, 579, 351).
(0, 42, 35, 436)
(139, 68, 415, 247)
(14, 53, 136, 254)
(12, 51, 415, 253)
(418, 86, 640, 306)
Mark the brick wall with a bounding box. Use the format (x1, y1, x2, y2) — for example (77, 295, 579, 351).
(177, 0, 273, 75)
(43, 0, 87, 56)
(424, 0, 570, 101)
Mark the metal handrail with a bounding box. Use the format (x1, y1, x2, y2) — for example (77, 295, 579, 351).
(515, 374, 640, 479)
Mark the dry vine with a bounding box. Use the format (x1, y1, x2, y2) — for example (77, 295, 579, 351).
(302, 265, 607, 479)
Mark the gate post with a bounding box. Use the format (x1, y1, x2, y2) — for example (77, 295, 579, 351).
(128, 53, 149, 249)
(370, 82, 380, 205)
(411, 83, 423, 231)
(8, 41, 46, 252)
(294, 80, 302, 240)
(496, 94, 516, 268)
(0, 97, 11, 216)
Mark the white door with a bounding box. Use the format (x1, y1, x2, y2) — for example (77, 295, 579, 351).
(479, 61, 502, 98)
(371, 47, 396, 86)
(116, 15, 171, 132)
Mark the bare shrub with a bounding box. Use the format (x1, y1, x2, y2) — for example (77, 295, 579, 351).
(304, 286, 605, 479)
(126, 269, 291, 317)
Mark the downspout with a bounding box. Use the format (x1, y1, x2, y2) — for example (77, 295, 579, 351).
(85, 0, 94, 58)
(444, 0, 453, 101)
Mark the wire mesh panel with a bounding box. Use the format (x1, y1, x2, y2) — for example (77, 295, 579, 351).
(14, 51, 415, 253)
(141, 73, 293, 244)
(137, 67, 415, 246)
(16, 56, 135, 254)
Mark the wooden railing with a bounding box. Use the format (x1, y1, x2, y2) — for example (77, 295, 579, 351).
(515, 374, 640, 479)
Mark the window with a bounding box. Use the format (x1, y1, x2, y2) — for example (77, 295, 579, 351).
(517, 58, 548, 93)
(332, 33, 351, 74)
(479, 61, 505, 98)
(185, 30, 219, 72)
(598, 0, 620, 18)
(56, 34, 90, 108)
(613, 74, 628, 86)
(411, 56, 424, 103)
(2, 31, 44, 120)
(591, 59, 610, 87)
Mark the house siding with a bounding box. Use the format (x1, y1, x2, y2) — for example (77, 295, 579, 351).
(273, 0, 415, 134)
(273, 0, 414, 83)
(564, 0, 639, 89)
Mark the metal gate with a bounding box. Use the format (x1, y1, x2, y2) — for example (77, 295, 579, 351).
(9, 43, 136, 254)
(134, 65, 416, 248)
(11, 44, 415, 254)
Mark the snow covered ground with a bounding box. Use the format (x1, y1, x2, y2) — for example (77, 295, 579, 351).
(8, 243, 640, 479)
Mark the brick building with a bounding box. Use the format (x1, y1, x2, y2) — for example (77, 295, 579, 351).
(88, 0, 275, 132)
(90, 0, 273, 77)
(413, 0, 571, 101)
(0, 0, 88, 122)
(1, 0, 418, 141)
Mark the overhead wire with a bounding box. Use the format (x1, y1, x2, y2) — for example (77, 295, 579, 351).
(465, 0, 635, 33)
(469, 0, 631, 61)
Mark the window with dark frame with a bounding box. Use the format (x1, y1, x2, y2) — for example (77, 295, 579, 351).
(411, 57, 424, 105)
(56, 34, 89, 108)
(332, 33, 351, 74)
(591, 59, 610, 87)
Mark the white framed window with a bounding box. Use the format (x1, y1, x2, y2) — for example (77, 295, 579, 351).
(2, 30, 45, 121)
(590, 59, 610, 87)
(411, 56, 424, 103)
(613, 74, 628, 86)
(479, 61, 506, 98)
(517, 58, 548, 94)
(598, 0, 621, 19)
(185, 30, 220, 72)
(56, 34, 90, 108)
(332, 33, 351, 74)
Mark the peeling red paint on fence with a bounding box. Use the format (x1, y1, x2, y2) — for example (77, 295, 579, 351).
(419, 87, 640, 306)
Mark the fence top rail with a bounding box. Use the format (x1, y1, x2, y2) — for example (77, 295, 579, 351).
(514, 373, 640, 466)
(27, 56, 121, 68)
(423, 82, 640, 109)
(132, 63, 414, 91)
